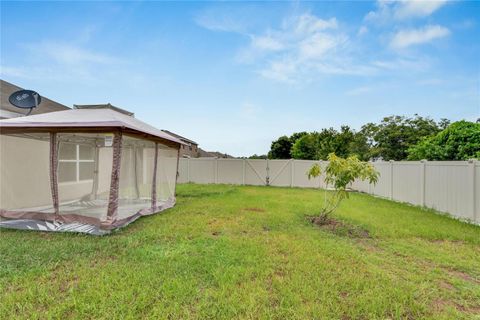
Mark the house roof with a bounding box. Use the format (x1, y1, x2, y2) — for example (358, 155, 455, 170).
(0, 80, 70, 118)
(198, 148, 234, 158)
(73, 103, 134, 116)
(0, 108, 184, 147)
(161, 129, 197, 145)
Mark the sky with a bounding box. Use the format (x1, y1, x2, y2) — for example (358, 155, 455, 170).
(1, 1, 479, 157)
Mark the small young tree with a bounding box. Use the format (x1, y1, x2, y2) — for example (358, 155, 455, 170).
(307, 153, 379, 224)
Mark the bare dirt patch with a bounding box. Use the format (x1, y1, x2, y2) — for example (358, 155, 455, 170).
(438, 280, 455, 291)
(431, 298, 480, 315)
(308, 215, 371, 239)
(445, 268, 480, 285)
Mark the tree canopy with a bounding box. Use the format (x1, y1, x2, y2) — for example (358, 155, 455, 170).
(290, 126, 369, 161)
(407, 121, 480, 160)
(264, 115, 453, 161)
(268, 132, 307, 159)
(360, 115, 448, 161)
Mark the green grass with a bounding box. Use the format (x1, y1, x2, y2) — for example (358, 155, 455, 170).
(1, 184, 479, 319)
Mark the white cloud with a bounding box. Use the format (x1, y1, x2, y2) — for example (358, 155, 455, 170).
(289, 15, 338, 34)
(299, 33, 345, 60)
(394, 0, 448, 19)
(198, 9, 438, 83)
(416, 78, 443, 85)
(4, 41, 123, 82)
(31, 42, 119, 65)
(195, 15, 245, 33)
(358, 26, 369, 36)
(365, 0, 448, 22)
(346, 86, 373, 96)
(0, 66, 29, 78)
(390, 25, 450, 49)
(251, 34, 285, 51)
(258, 59, 297, 82)
(241, 13, 367, 82)
(194, 6, 254, 33)
(372, 58, 426, 70)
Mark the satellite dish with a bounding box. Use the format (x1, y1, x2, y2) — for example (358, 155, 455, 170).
(8, 90, 42, 116)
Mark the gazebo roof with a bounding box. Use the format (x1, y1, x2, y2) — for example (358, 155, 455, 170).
(0, 108, 184, 147)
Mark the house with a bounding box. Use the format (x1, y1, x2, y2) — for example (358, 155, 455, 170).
(161, 130, 199, 158)
(0, 79, 70, 119)
(160, 130, 234, 158)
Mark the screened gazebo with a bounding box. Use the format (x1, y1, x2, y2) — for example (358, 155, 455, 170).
(0, 109, 183, 235)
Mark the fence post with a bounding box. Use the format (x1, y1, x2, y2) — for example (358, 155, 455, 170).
(468, 159, 476, 222)
(319, 160, 323, 189)
(187, 157, 190, 183)
(290, 159, 294, 187)
(389, 160, 394, 200)
(266, 159, 270, 186)
(420, 160, 426, 206)
(242, 159, 246, 185)
(368, 161, 373, 194)
(214, 158, 218, 184)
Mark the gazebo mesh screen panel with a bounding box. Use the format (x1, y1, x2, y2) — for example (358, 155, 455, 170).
(57, 133, 114, 222)
(156, 146, 178, 202)
(0, 133, 54, 213)
(117, 135, 155, 220)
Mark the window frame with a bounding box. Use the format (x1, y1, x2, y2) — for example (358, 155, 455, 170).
(58, 144, 95, 184)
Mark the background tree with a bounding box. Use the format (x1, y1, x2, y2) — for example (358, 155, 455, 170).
(316, 127, 356, 159)
(408, 121, 480, 160)
(268, 136, 292, 159)
(248, 154, 268, 159)
(268, 115, 450, 161)
(291, 127, 369, 160)
(361, 115, 444, 160)
(290, 132, 308, 144)
(268, 132, 307, 159)
(291, 133, 320, 160)
(349, 131, 371, 161)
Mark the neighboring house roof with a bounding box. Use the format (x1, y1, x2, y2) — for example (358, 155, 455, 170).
(0, 108, 184, 147)
(161, 129, 197, 145)
(73, 103, 134, 117)
(198, 148, 234, 158)
(0, 79, 70, 118)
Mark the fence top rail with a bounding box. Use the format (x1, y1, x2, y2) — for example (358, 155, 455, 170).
(216, 158, 244, 162)
(182, 158, 476, 165)
(425, 162, 472, 167)
(385, 162, 422, 166)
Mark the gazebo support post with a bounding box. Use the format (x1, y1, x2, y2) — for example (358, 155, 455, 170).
(49, 132, 59, 216)
(106, 131, 122, 222)
(151, 143, 159, 210)
(174, 147, 180, 197)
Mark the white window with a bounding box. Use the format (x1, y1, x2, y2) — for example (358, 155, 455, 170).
(58, 143, 95, 183)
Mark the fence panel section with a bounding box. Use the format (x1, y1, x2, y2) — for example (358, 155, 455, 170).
(177, 158, 479, 224)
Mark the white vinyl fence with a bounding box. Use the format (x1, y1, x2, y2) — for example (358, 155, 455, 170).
(177, 158, 479, 224)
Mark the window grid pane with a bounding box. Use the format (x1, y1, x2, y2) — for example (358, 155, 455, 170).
(58, 162, 77, 183)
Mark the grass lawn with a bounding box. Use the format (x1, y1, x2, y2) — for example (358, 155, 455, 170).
(1, 184, 479, 319)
